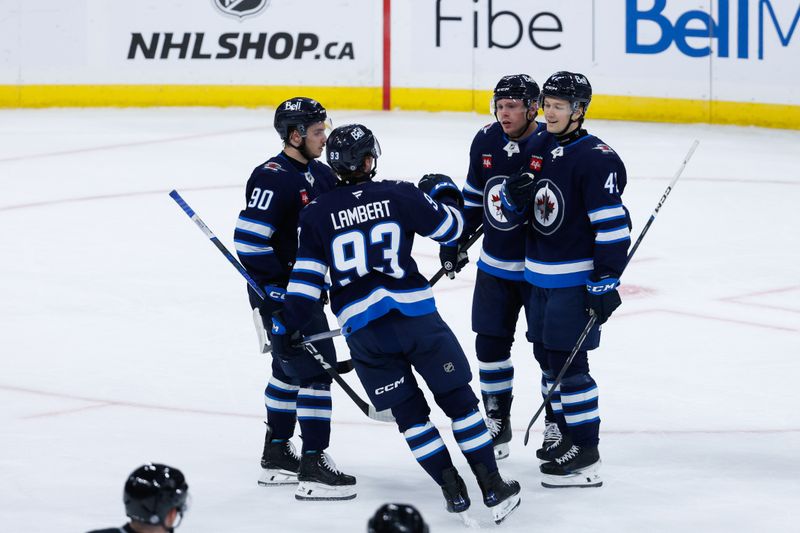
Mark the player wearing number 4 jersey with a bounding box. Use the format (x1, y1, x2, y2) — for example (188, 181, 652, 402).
(234, 97, 355, 500)
(272, 124, 521, 524)
(502, 72, 632, 488)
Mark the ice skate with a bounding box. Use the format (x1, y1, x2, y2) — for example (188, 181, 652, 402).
(295, 451, 357, 500)
(440, 467, 476, 526)
(536, 431, 572, 463)
(258, 424, 300, 486)
(540, 444, 602, 488)
(471, 463, 521, 524)
(486, 415, 512, 460)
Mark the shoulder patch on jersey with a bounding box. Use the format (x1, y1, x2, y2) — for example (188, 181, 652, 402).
(481, 123, 493, 135)
(593, 143, 616, 155)
(529, 155, 543, 172)
(482, 154, 493, 169)
(263, 161, 286, 172)
(300, 189, 310, 205)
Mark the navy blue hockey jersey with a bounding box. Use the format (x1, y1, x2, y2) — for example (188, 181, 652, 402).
(462, 121, 549, 281)
(234, 153, 337, 288)
(517, 132, 631, 288)
(281, 179, 464, 334)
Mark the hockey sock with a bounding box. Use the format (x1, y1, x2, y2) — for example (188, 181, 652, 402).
(541, 373, 566, 432)
(560, 372, 600, 447)
(296, 383, 332, 453)
(476, 335, 514, 416)
(478, 360, 514, 417)
(451, 409, 497, 474)
(264, 376, 299, 440)
(403, 420, 454, 485)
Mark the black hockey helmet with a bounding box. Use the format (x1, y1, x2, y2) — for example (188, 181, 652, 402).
(123, 463, 189, 527)
(540, 71, 592, 113)
(491, 74, 540, 112)
(273, 97, 329, 141)
(326, 124, 381, 181)
(367, 503, 429, 533)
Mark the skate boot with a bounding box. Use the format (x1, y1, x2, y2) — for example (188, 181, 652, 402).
(259, 424, 300, 486)
(440, 467, 471, 514)
(486, 415, 512, 461)
(295, 451, 357, 501)
(540, 444, 602, 488)
(471, 463, 521, 524)
(536, 431, 572, 463)
(541, 419, 561, 451)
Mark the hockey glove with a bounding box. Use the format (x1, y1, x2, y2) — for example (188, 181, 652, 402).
(263, 285, 286, 303)
(500, 172, 535, 213)
(439, 242, 469, 279)
(418, 173, 464, 208)
(586, 277, 622, 325)
(270, 310, 305, 365)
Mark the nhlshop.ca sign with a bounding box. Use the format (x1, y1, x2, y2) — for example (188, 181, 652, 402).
(127, 0, 355, 62)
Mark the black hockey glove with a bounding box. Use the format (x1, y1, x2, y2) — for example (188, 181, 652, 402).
(418, 173, 464, 208)
(586, 277, 622, 325)
(500, 172, 535, 213)
(270, 310, 305, 365)
(439, 242, 469, 279)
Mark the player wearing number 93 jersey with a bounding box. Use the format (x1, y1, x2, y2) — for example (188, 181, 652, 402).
(275, 124, 522, 523)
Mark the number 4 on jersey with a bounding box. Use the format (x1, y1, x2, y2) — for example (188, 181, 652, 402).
(604, 172, 619, 194)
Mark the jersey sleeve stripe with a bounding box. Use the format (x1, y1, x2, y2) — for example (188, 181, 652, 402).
(236, 217, 275, 238)
(425, 205, 454, 239)
(587, 205, 626, 224)
(595, 225, 631, 244)
(463, 199, 482, 208)
(293, 259, 328, 276)
(286, 281, 322, 300)
(234, 240, 274, 255)
(463, 181, 483, 196)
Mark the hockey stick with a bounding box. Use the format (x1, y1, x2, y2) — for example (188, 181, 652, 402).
(522, 139, 700, 446)
(304, 342, 394, 422)
(169, 190, 267, 300)
(428, 226, 484, 286)
(169, 190, 392, 423)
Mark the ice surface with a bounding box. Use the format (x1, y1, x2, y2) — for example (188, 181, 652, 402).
(1, 108, 798, 532)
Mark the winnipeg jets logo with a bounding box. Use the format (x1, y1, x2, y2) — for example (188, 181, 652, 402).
(212, 0, 270, 20)
(550, 146, 564, 159)
(304, 171, 315, 187)
(503, 141, 520, 157)
(483, 176, 518, 232)
(263, 161, 285, 172)
(532, 179, 565, 235)
(352, 190, 363, 199)
(593, 143, 615, 155)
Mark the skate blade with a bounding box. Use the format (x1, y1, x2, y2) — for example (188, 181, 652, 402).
(494, 443, 509, 461)
(294, 481, 357, 501)
(541, 461, 602, 488)
(258, 468, 298, 486)
(491, 493, 521, 524)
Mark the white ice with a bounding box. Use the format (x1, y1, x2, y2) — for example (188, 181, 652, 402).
(1, 108, 798, 532)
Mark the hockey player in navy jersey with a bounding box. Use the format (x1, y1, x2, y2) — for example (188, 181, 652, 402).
(501, 72, 631, 488)
(442, 74, 560, 460)
(233, 97, 355, 499)
(271, 124, 521, 523)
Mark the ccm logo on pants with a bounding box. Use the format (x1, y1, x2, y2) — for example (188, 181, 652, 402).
(376, 377, 405, 395)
